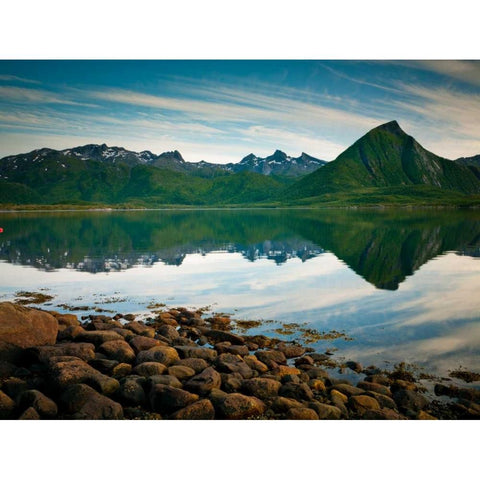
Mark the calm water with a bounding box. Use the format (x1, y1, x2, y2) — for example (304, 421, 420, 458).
(1, 208, 479, 385)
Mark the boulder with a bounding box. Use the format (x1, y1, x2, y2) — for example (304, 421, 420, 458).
(271, 396, 304, 413)
(175, 346, 217, 362)
(19, 389, 58, 418)
(357, 381, 392, 397)
(148, 375, 183, 389)
(0, 303, 58, 359)
(27, 343, 95, 363)
(117, 377, 146, 406)
(61, 384, 123, 419)
(156, 325, 179, 342)
(57, 325, 86, 342)
(149, 384, 199, 414)
(176, 358, 209, 373)
(19, 407, 40, 420)
(49, 312, 80, 327)
(89, 358, 119, 375)
(214, 392, 266, 419)
(124, 321, 155, 338)
(277, 343, 306, 359)
(332, 384, 365, 397)
(75, 330, 124, 347)
(168, 365, 196, 380)
(242, 378, 282, 400)
(48, 357, 120, 395)
(99, 340, 136, 364)
(136, 346, 180, 366)
(112, 363, 132, 377)
(286, 407, 319, 420)
(129, 336, 165, 354)
(0, 390, 16, 419)
(348, 395, 381, 415)
(169, 399, 215, 420)
(255, 350, 287, 368)
(393, 389, 429, 413)
(308, 401, 342, 420)
(279, 382, 314, 401)
(184, 367, 222, 395)
(244, 355, 269, 374)
(204, 330, 245, 345)
(215, 353, 254, 378)
(345, 361, 362, 373)
(221, 373, 243, 393)
(133, 362, 167, 377)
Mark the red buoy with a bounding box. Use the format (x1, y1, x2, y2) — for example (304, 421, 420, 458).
(0, 228, 3, 233)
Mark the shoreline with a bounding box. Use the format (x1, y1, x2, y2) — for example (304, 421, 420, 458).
(1, 301, 479, 420)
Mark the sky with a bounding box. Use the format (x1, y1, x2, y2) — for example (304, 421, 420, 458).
(0, 60, 479, 163)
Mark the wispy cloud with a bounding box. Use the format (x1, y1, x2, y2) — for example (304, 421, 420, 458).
(0, 74, 41, 84)
(406, 60, 480, 88)
(0, 85, 96, 107)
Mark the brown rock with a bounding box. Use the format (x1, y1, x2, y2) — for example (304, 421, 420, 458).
(148, 375, 183, 389)
(170, 399, 215, 420)
(221, 373, 243, 393)
(308, 379, 327, 393)
(279, 382, 314, 401)
(112, 363, 132, 377)
(242, 377, 282, 400)
(133, 362, 167, 377)
(308, 401, 342, 419)
(205, 329, 245, 345)
(272, 365, 302, 379)
(306, 367, 330, 380)
(149, 384, 199, 414)
(176, 358, 209, 373)
(244, 355, 269, 374)
(175, 346, 217, 362)
(49, 312, 80, 327)
(294, 356, 314, 367)
(393, 389, 429, 413)
(136, 346, 180, 366)
(357, 381, 392, 397)
(61, 384, 123, 419)
(0, 390, 16, 419)
(364, 374, 391, 386)
(0, 302, 58, 351)
(168, 365, 196, 380)
(117, 377, 146, 406)
(277, 343, 306, 358)
(214, 392, 266, 419)
(56, 325, 86, 342)
(48, 357, 120, 395)
(215, 353, 254, 378)
(255, 350, 287, 368)
(124, 321, 155, 338)
(27, 342, 95, 363)
(286, 407, 319, 420)
(75, 330, 124, 347)
(19, 389, 57, 418)
(348, 395, 381, 414)
(184, 367, 222, 395)
(417, 410, 437, 420)
(332, 384, 365, 397)
(271, 396, 304, 413)
(364, 391, 397, 410)
(129, 336, 164, 354)
(19, 407, 41, 420)
(156, 324, 179, 341)
(99, 340, 136, 364)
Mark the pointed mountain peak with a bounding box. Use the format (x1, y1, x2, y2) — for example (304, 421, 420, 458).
(373, 120, 406, 136)
(159, 150, 185, 162)
(240, 153, 257, 163)
(272, 149, 287, 158)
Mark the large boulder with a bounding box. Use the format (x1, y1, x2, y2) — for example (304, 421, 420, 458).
(149, 384, 199, 414)
(184, 367, 222, 395)
(169, 399, 215, 420)
(0, 303, 58, 361)
(18, 389, 58, 418)
(48, 357, 120, 395)
(242, 378, 282, 400)
(0, 390, 16, 419)
(26, 343, 95, 363)
(61, 384, 123, 419)
(99, 340, 136, 364)
(213, 392, 266, 419)
(136, 346, 179, 366)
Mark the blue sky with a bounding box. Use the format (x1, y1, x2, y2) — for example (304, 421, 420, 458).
(1, 60, 479, 163)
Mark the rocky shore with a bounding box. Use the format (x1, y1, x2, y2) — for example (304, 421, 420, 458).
(1, 301, 479, 420)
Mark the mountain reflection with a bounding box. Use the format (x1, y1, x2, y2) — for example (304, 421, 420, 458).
(1, 209, 479, 290)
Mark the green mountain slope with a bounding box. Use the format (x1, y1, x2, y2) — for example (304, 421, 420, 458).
(285, 121, 480, 200)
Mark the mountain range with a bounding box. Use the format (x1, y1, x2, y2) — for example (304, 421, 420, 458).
(1, 121, 480, 207)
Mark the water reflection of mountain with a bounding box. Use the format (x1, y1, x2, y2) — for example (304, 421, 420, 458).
(1, 209, 479, 289)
